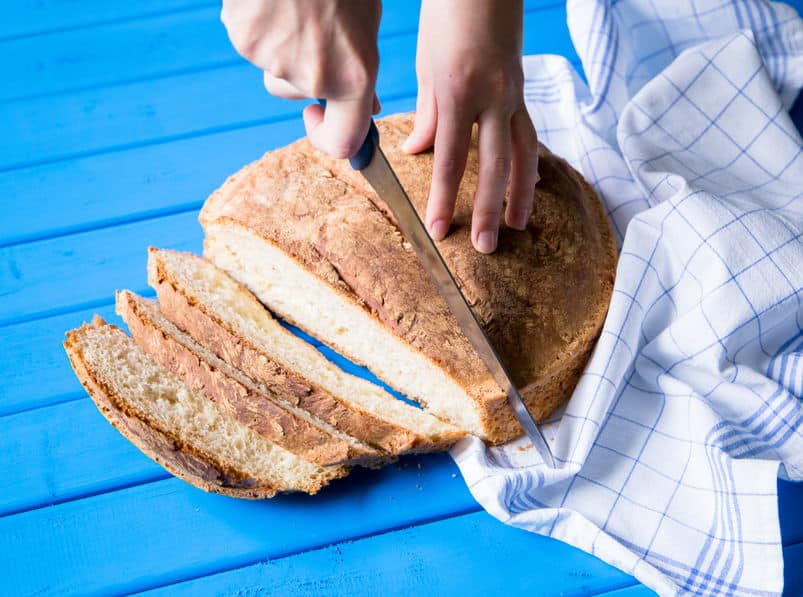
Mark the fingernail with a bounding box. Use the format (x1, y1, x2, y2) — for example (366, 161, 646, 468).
(429, 219, 449, 240)
(402, 136, 414, 153)
(476, 230, 497, 254)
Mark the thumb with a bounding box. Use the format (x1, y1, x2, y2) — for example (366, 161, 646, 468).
(303, 96, 374, 159)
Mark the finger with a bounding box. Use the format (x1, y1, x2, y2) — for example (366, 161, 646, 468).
(505, 107, 539, 230)
(263, 72, 307, 100)
(425, 106, 473, 240)
(403, 89, 437, 154)
(303, 95, 374, 158)
(472, 111, 512, 254)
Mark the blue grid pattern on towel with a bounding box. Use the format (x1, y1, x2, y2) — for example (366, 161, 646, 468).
(452, 1, 803, 595)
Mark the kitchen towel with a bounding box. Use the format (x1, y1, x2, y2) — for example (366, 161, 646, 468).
(451, 1, 803, 595)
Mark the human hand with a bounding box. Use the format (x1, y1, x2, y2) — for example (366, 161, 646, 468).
(403, 0, 539, 254)
(221, 0, 382, 158)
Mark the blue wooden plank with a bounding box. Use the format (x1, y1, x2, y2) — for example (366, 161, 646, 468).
(142, 510, 641, 597)
(0, 42, 412, 173)
(2, 0, 556, 42)
(1, 7, 238, 103)
(0, 455, 478, 596)
(0, 2, 430, 104)
(0, 305, 121, 416)
(1, 0, 215, 41)
(0, 397, 167, 517)
(0, 63, 298, 172)
(0, 211, 201, 327)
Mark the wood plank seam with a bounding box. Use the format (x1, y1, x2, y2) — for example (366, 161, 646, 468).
(128, 504, 484, 596)
(0, 87, 418, 175)
(1, 0, 560, 47)
(0, 201, 204, 250)
(1, 29, 428, 106)
(0, 291, 151, 330)
(0, 1, 219, 44)
(0, 473, 171, 520)
(1, 106, 282, 175)
(0, 391, 86, 420)
(3, 60, 244, 106)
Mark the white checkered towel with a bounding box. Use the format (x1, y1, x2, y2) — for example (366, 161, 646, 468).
(451, 1, 803, 595)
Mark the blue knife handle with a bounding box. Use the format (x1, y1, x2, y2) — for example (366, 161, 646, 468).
(317, 98, 378, 171)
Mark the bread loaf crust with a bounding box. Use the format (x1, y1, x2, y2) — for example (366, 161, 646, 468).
(64, 321, 280, 498)
(201, 113, 617, 443)
(149, 251, 463, 454)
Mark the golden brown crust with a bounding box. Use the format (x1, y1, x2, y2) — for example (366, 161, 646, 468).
(312, 115, 617, 422)
(63, 320, 281, 499)
(200, 113, 617, 443)
(116, 290, 383, 467)
(148, 250, 463, 454)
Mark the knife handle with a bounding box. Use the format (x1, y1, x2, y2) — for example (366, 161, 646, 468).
(317, 99, 378, 171)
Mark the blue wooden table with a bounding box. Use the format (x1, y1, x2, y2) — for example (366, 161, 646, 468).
(2, 2, 802, 595)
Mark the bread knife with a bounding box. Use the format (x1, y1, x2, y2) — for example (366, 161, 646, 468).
(319, 101, 556, 467)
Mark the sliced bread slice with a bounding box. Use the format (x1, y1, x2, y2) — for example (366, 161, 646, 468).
(116, 290, 387, 468)
(148, 248, 465, 454)
(64, 317, 348, 497)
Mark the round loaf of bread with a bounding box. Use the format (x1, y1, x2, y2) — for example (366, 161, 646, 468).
(201, 113, 617, 444)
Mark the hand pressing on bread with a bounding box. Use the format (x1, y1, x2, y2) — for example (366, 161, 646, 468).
(221, 0, 538, 254)
(221, 0, 382, 158)
(403, 0, 539, 254)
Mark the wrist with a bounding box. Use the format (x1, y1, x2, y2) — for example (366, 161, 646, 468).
(420, 0, 523, 54)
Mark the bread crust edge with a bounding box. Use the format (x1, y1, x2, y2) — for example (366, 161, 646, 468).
(63, 320, 282, 499)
